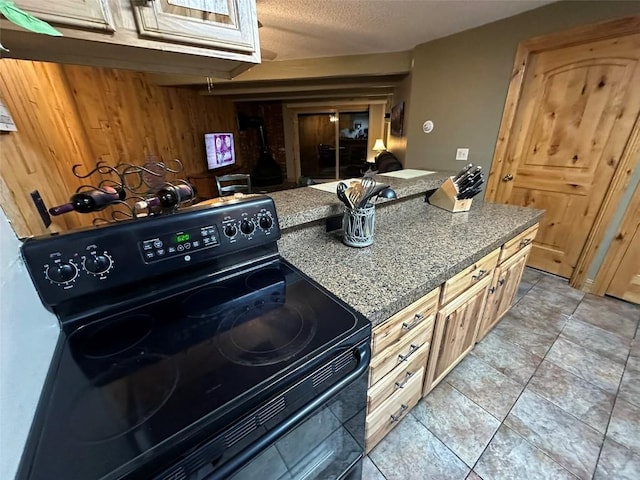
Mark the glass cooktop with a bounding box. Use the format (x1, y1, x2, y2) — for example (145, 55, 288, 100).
(21, 260, 367, 480)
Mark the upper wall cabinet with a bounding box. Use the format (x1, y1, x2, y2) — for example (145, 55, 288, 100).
(1, 0, 261, 78)
(15, 0, 116, 31)
(132, 0, 256, 52)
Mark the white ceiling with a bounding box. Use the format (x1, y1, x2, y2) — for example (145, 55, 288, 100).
(257, 0, 555, 61)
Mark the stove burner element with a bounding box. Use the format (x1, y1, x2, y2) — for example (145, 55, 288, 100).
(70, 314, 154, 358)
(217, 303, 316, 366)
(245, 268, 285, 291)
(183, 287, 236, 318)
(67, 354, 178, 443)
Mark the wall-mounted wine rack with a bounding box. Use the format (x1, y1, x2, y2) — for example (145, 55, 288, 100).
(36, 158, 196, 228)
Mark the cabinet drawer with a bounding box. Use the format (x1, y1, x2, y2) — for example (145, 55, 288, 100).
(441, 248, 499, 305)
(368, 320, 432, 387)
(365, 366, 424, 453)
(367, 342, 430, 412)
(499, 224, 538, 264)
(371, 287, 439, 356)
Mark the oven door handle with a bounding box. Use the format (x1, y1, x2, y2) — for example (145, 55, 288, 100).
(209, 342, 371, 480)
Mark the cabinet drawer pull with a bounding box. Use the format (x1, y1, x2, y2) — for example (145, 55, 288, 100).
(398, 344, 419, 362)
(472, 269, 488, 281)
(395, 371, 416, 389)
(402, 313, 424, 330)
(390, 404, 408, 423)
(519, 238, 532, 248)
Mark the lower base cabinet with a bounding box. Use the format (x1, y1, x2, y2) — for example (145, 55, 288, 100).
(364, 223, 539, 451)
(423, 274, 492, 395)
(477, 244, 531, 342)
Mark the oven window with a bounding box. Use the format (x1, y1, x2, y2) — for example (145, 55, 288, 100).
(228, 372, 367, 480)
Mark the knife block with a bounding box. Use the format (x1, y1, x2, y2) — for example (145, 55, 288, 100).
(428, 177, 472, 213)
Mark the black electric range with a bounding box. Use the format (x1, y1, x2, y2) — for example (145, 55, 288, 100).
(18, 195, 371, 480)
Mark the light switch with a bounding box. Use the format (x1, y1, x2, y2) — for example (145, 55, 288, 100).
(456, 148, 469, 161)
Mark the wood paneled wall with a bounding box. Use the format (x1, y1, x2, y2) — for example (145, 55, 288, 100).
(0, 60, 240, 237)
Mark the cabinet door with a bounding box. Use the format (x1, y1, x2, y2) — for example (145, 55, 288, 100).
(131, 0, 258, 53)
(15, 0, 115, 31)
(477, 244, 531, 342)
(424, 275, 491, 394)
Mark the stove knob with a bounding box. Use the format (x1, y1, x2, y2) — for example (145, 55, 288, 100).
(224, 224, 237, 238)
(259, 215, 273, 230)
(84, 254, 112, 275)
(240, 219, 255, 235)
(46, 262, 78, 284)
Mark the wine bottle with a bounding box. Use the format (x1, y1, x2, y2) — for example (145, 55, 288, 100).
(134, 184, 195, 211)
(49, 186, 126, 216)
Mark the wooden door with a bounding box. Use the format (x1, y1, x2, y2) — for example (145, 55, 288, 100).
(131, 0, 258, 53)
(596, 182, 640, 304)
(16, 0, 115, 31)
(607, 224, 640, 303)
(489, 32, 640, 278)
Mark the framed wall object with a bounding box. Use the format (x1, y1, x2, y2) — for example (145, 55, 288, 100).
(390, 102, 404, 137)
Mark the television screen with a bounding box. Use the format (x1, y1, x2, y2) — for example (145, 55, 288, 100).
(205, 133, 236, 170)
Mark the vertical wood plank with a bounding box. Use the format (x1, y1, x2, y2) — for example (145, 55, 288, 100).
(0, 60, 241, 237)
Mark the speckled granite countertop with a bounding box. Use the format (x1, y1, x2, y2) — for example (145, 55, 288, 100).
(269, 171, 452, 229)
(277, 194, 543, 327)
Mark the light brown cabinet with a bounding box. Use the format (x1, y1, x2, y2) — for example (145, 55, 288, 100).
(424, 274, 492, 395)
(477, 244, 531, 342)
(132, 0, 258, 52)
(4, 1, 260, 77)
(364, 287, 438, 452)
(14, 0, 115, 31)
(363, 223, 539, 451)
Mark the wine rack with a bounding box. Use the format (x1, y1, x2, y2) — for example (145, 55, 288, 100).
(46, 158, 196, 226)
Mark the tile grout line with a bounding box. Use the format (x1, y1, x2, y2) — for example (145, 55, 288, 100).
(370, 269, 549, 479)
(589, 330, 638, 479)
(467, 286, 583, 479)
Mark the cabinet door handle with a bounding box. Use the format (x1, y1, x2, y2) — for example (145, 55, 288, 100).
(398, 344, 419, 362)
(489, 286, 496, 294)
(390, 404, 408, 423)
(503, 174, 514, 182)
(519, 238, 532, 248)
(498, 278, 505, 286)
(402, 313, 424, 331)
(472, 269, 488, 281)
(395, 371, 416, 389)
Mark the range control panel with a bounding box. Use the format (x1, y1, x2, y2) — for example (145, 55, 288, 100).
(21, 195, 280, 307)
(140, 224, 220, 263)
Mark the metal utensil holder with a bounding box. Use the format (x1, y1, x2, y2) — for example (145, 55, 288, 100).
(343, 205, 375, 247)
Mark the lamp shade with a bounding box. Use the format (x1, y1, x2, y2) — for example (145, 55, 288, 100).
(372, 138, 386, 151)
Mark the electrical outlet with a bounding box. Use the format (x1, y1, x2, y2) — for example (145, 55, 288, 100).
(456, 148, 469, 161)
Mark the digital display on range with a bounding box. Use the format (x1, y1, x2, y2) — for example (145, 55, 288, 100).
(141, 225, 219, 263)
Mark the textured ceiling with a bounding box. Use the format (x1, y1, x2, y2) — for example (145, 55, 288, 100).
(257, 0, 555, 61)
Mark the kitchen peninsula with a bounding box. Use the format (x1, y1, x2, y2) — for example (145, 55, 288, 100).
(271, 171, 543, 451)
(5, 171, 542, 477)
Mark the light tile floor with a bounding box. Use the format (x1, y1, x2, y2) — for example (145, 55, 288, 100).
(364, 268, 640, 480)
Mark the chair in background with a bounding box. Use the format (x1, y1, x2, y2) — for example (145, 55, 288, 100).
(215, 174, 252, 196)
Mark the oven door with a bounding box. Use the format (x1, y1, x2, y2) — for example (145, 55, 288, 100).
(156, 341, 370, 480)
(227, 365, 368, 480)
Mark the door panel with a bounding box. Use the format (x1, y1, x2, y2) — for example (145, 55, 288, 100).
(495, 33, 640, 278)
(607, 223, 640, 303)
(132, 0, 257, 52)
(16, 0, 115, 31)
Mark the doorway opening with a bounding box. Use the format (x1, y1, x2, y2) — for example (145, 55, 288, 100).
(298, 110, 369, 180)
